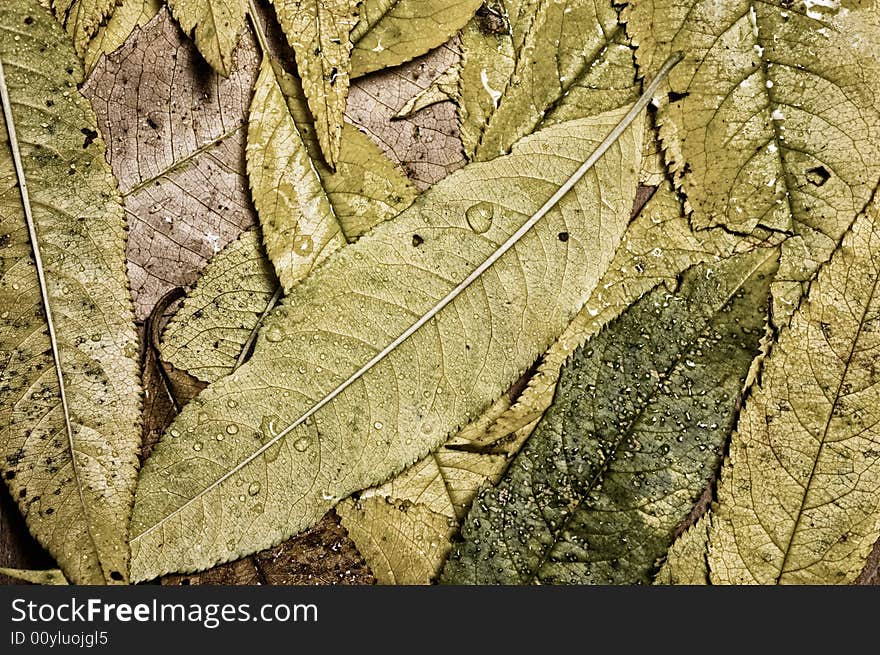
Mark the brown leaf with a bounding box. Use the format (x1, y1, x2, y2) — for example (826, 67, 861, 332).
(82, 9, 260, 320)
(163, 512, 374, 585)
(346, 43, 464, 189)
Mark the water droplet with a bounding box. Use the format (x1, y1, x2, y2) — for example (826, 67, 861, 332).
(259, 415, 283, 462)
(90, 333, 101, 342)
(293, 234, 314, 255)
(170, 428, 181, 438)
(227, 399, 238, 409)
(465, 202, 494, 234)
(225, 424, 239, 435)
(248, 482, 261, 496)
(293, 437, 310, 452)
(193, 442, 203, 451)
(373, 421, 384, 430)
(264, 326, 284, 342)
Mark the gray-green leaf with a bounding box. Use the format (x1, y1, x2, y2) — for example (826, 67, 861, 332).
(441, 248, 777, 584)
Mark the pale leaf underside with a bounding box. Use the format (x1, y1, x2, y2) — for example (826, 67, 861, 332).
(129, 107, 644, 581)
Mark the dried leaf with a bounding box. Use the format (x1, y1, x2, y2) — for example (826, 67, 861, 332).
(269, 0, 359, 167)
(82, 0, 162, 75)
(54, 0, 117, 57)
(336, 387, 534, 584)
(336, 43, 672, 584)
(350, 0, 482, 77)
(393, 67, 458, 119)
(247, 57, 347, 292)
(346, 45, 465, 189)
(162, 66, 417, 381)
(130, 104, 647, 581)
(0, 0, 141, 584)
(654, 516, 710, 585)
(163, 512, 375, 585)
(82, 8, 260, 320)
(623, 0, 880, 320)
(707, 195, 880, 584)
(159, 231, 278, 383)
(166, 0, 245, 77)
(442, 250, 777, 584)
(0, 567, 68, 585)
(480, 183, 746, 455)
(459, 0, 626, 161)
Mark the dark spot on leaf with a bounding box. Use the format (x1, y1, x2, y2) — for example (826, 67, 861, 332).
(558, 232, 569, 242)
(81, 127, 98, 149)
(109, 571, 124, 581)
(476, 5, 508, 35)
(411, 234, 424, 247)
(667, 90, 689, 102)
(806, 166, 831, 187)
(4, 470, 15, 480)
(23, 16, 33, 25)
(45, 508, 54, 515)
(146, 117, 159, 129)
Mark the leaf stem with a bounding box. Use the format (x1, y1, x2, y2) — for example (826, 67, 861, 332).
(247, 0, 271, 57)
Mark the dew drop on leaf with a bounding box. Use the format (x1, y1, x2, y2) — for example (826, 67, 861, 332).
(465, 201, 494, 234)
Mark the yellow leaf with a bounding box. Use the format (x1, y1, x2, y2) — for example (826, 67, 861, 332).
(708, 195, 880, 584)
(0, 0, 141, 584)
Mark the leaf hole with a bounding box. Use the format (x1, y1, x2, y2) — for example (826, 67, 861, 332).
(806, 166, 831, 187)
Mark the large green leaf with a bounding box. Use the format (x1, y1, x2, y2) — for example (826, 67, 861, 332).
(130, 105, 645, 580)
(442, 249, 777, 584)
(0, 0, 142, 584)
(622, 0, 880, 320)
(707, 194, 880, 584)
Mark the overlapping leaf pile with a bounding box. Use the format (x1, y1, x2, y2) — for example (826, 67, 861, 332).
(2, 0, 880, 586)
